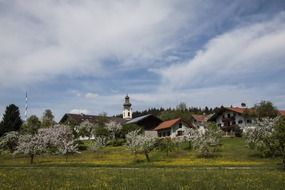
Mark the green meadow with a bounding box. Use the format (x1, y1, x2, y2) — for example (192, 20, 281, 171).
(1, 138, 285, 189)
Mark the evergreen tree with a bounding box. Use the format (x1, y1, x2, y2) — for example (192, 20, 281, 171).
(0, 104, 22, 137)
(205, 106, 209, 114)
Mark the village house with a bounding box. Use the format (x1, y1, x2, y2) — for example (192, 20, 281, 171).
(191, 114, 212, 128)
(59, 113, 126, 126)
(59, 95, 285, 138)
(279, 110, 285, 116)
(209, 106, 285, 129)
(125, 114, 163, 136)
(154, 118, 193, 138)
(208, 107, 255, 129)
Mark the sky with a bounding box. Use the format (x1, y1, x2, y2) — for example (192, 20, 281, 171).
(1, 0, 285, 121)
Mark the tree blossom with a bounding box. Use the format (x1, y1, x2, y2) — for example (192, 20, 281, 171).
(14, 125, 79, 163)
(189, 125, 222, 157)
(126, 129, 157, 162)
(244, 117, 279, 157)
(14, 133, 47, 164)
(0, 131, 19, 153)
(78, 120, 97, 139)
(41, 125, 79, 159)
(106, 121, 122, 140)
(91, 136, 108, 152)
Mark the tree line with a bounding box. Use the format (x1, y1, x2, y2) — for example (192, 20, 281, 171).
(116, 103, 218, 118)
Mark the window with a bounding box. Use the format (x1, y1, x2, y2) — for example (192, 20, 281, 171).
(158, 132, 161, 137)
(128, 112, 130, 116)
(247, 120, 252, 124)
(179, 123, 182, 128)
(238, 120, 243, 124)
(227, 113, 231, 118)
(167, 131, 171, 136)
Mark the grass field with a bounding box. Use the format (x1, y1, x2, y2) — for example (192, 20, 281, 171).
(0, 137, 285, 189)
(0, 167, 284, 190)
(0, 137, 281, 167)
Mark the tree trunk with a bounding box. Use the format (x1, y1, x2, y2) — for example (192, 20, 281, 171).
(144, 151, 150, 162)
(30, 154, 34, 164)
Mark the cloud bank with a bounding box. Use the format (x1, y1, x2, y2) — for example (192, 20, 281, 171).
(158, 12, 285, 90)
(0, 0, 285, 120)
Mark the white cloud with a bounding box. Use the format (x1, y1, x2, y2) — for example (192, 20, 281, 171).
(158, 12, 285, 90)
(0, 0, 194, 87)
(85, 92, 98, 99)
(0, 0, 254, 88)
(69, 108, 89, 114)
(1, 0, 285, 120)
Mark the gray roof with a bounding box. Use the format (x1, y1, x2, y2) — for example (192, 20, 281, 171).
(126, 114, 153, 124)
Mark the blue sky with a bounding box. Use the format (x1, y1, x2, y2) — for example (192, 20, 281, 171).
(0, 0, 285, 121)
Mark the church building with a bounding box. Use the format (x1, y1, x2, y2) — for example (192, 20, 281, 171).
(123, 95, 132, 120)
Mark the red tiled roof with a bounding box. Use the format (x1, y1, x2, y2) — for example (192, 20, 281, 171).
(279, 110, 285, 116)
(192, 114, 207, 122)
(154, 118, 181, 131)
(226, 107, 285, 116)
(225, 107, 247, 114)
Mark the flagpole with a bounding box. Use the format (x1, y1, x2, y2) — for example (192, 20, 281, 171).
(25, 91, 28, 121)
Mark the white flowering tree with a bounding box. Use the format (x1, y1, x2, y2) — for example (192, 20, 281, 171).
(244, 117, 279, 157)
(43, 125, 79, 161)
(273, 116, 285, 169)
(14, 133, 47, 164)
(78, 120, 97, 139)
(190, 125, 222, 157)
(91, 136, 109, 152)
(14, 125, 79, 163)
(157, 137, 176, 156)
(106, 121, 122, 140)
(181, 127, 200, 148)
(244, 116, 285, 168)
(126, 129, 157, 162)
(0, 131, 19, 153)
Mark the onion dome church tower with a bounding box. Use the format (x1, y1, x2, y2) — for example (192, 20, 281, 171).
(123, 95, 132, 120)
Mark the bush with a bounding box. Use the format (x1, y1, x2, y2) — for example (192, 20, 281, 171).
(77, 141, 88, 151)
(109, 138, 126, 146)
(121, 124, 143, 138)
(157, 137, 176, 156)
(95, 127, 109, 137)
(233, 125, 243, 137)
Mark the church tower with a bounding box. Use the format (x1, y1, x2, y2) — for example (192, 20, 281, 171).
(123, 95, 132, 120)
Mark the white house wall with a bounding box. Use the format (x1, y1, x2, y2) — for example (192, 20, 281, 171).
(216, 111, 254, 128)
(145, 130, 158, 137)
(170, 122, 189, 138)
